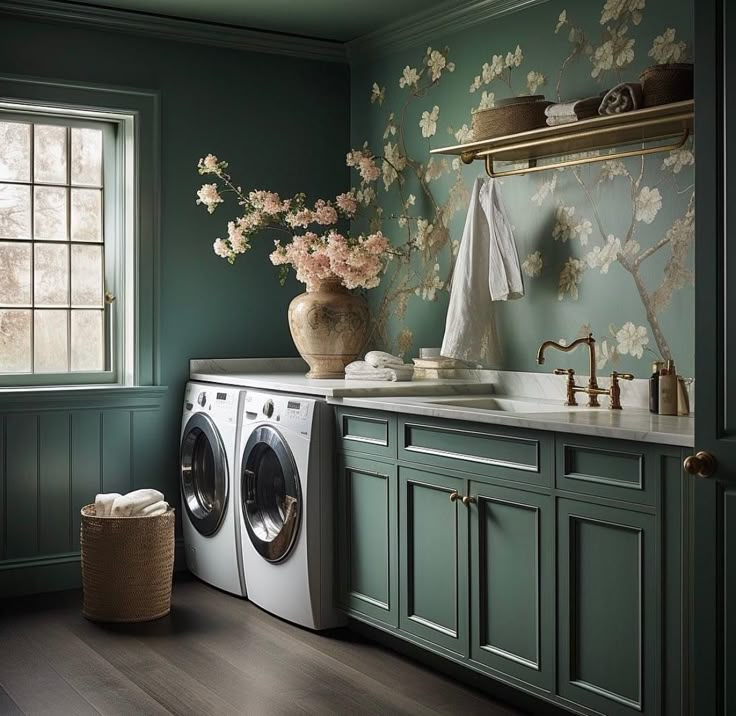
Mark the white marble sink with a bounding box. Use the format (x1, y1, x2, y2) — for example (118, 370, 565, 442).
(427, 395, 580, 413)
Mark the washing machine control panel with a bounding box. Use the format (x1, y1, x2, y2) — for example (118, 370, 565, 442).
(197, 391, 207, 407)
(262, 399, 274, 418)
(243, 391, 315, 430)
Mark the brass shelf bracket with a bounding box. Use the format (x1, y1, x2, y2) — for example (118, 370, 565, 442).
(483, 128, 690, 178)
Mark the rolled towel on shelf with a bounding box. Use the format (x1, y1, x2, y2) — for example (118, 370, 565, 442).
(139, 501, 169, 517)
(546, 115, 579, 127)
(94, 492, 121, 517)
(344, 361, 414, 382)
(364, 350, 406, 369)
(544, 95, 603, 123)
(598, 82, 643, 115)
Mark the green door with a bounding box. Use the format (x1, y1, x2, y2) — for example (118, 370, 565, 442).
(336, 453, 398, 628)
(557, 498, 656, 716)
(468, 480, 553, 691)
(693, 2, 736, 714)
(399, 465, 468, 657)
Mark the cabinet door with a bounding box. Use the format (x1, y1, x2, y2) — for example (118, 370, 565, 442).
(468, 481, 553, 692)
(336, 453, 398, 628)
(557, 499, 656, 716)
(399, 465, 468, 657)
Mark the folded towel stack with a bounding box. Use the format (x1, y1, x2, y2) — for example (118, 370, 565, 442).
(545, 96, 603, 126)
(95, 488, 169, 518)
(598, 82, 643, 115)
(345, 351, 414, 382)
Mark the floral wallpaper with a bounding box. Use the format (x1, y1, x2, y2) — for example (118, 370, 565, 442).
(349, 0, 694, 377)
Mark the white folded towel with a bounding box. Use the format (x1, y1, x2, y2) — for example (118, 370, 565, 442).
(345, 361, 414, 382)
(139, 501, 169, 517)
(110, 488, 165, 517)
(441, 176, 523, 365)
(365, 350, 406, 369)
(95, 492, 121, 517)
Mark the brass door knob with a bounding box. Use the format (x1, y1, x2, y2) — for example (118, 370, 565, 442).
(462, 495, 476, 506)
(449, 491, 459, 503)
(683, 451, 717, 478)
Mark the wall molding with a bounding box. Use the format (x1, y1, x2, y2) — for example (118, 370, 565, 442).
(347, 0, 553, 61)
(0, 0, 347, 63)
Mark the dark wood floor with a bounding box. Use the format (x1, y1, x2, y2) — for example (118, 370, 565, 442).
(0, 577, 529, 716)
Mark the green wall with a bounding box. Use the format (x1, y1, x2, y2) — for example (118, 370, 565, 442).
(0, 15, 349, 593)
(350, 0, 694, 377)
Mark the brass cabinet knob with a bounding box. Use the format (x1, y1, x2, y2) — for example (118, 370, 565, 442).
(449, 491, 459, 503)
(683, 451, 717, 478)
(462, 495, 476, 506)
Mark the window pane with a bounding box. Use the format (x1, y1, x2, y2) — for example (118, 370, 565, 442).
(0, 122, 31, 182)
(71, 189, 102, 242)
(71, 128, 102, 186)
(34, 310, 68, 373)
(0, 241, 31, 305)
(0, 183, 31, 239)
(34, 186, 67, 240)
(35, 243, 69, 306)
(71, 310, 103, 371)
(0, 309, 31, 372)
(71, 244, 103, 306)
(34, 125, 67, 184)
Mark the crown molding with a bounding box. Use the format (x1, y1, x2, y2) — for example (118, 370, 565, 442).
(0, 0, 347, 63)
(347, 0, 552, 62)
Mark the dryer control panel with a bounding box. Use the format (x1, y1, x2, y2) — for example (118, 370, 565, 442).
(184, 382, 240, 425)
(243, 390, 316, 432)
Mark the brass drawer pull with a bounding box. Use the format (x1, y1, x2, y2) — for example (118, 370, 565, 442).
(683, 451, 717, 478)
(462, 495, 476, 506)
(449, 491, 460, 503)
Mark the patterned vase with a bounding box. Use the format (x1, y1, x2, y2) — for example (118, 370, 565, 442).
(287, 277, 370, 379)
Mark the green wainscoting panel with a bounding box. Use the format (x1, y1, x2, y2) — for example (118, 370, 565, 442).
(336, 407, 397, 460)
(5, 414, 39, 559)
(102, 410, 133, 495)
(337, 453, 398, 628)
(399, 465, 468, 657)
(71, 411, 103, 551)
(38, 414, 72, 556)
(469, 481, 553, 692)
(556, 434, 655, 506)
(557, 498, 656, 715)
(399, 416, 552, 487)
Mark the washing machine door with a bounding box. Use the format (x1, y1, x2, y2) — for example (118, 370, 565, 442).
(180, 412, 228, 536)
(241, 425, 301, 563)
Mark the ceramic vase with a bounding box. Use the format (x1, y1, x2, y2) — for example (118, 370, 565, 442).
(287, 277, 370, 379)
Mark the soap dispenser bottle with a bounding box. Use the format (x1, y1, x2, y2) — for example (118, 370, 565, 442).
(658, 359, 678, 416)
(649, 361, 663, 414)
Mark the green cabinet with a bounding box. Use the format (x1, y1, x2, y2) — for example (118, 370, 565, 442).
(398, 466, 468, 657)
(468, 480, 554, 692)
(336, 453, 398, 628)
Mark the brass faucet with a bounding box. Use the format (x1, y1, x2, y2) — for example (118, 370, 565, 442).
(536, 333, 634, 409)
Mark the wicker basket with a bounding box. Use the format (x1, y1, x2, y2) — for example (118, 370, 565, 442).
(640, 63, 693, 107)
(80, 504, 175, 623)
(471, 95, 552, 141)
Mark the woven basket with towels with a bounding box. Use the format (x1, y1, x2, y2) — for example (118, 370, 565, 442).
(81, 498, 175, 623)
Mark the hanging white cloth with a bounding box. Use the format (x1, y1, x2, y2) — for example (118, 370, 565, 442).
(441, 176, 524, 365)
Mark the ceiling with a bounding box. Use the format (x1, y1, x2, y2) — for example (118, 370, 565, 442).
(67, 0, 453, 42)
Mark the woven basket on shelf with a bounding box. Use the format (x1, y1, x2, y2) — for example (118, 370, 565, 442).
(80, 504, 175, 623)
(471, 95, 552, 141)
(640, 63, 693, 107)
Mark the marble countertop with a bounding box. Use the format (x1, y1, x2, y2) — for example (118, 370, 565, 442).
(328, 394, 695, 447)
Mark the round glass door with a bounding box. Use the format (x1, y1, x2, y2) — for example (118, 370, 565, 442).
(180, 412, 228, 536)
(241, 425, 301, 563)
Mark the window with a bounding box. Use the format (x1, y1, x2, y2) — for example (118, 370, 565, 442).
(0, 108, 123, 385)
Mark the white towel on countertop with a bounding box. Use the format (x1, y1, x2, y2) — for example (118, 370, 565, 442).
(441, 176, 523, 365)
(345, 361, 414, 382)
(94, 492, 121, 517)
(110, 488, 165, 517)
(365, 350, 405, 369)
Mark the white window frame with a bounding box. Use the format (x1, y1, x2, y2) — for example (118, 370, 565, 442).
(0, 75, 160, 391)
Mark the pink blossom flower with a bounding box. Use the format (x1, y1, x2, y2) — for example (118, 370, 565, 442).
(358, 156, 380, 182)
(335, 192, 358, 217)
(213, 238, 231, 258)
(313, 200, 338, 226)
(196, 183, 223, 213)
(198, 154, 226, 175)
(285, 208, 314, 228)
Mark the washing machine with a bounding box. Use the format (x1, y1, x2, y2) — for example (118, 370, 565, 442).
(237, 390, 345, 630)
(180, 381, 247, 596)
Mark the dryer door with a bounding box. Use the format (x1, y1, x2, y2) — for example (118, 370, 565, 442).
(180, 412, 229, 536)
(241, 425, 301, 563)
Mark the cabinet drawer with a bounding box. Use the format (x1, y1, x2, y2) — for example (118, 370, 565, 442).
(336, 407, 396, 459)
(556, 435, 654, 505)
(399, 415, 552, 487)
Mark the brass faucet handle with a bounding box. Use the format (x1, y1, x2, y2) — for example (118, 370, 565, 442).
(611, 371, 635, 381)
(553, 368, 575, 376)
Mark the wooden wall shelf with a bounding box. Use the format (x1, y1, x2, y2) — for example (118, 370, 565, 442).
(431, 100, 693, 177)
